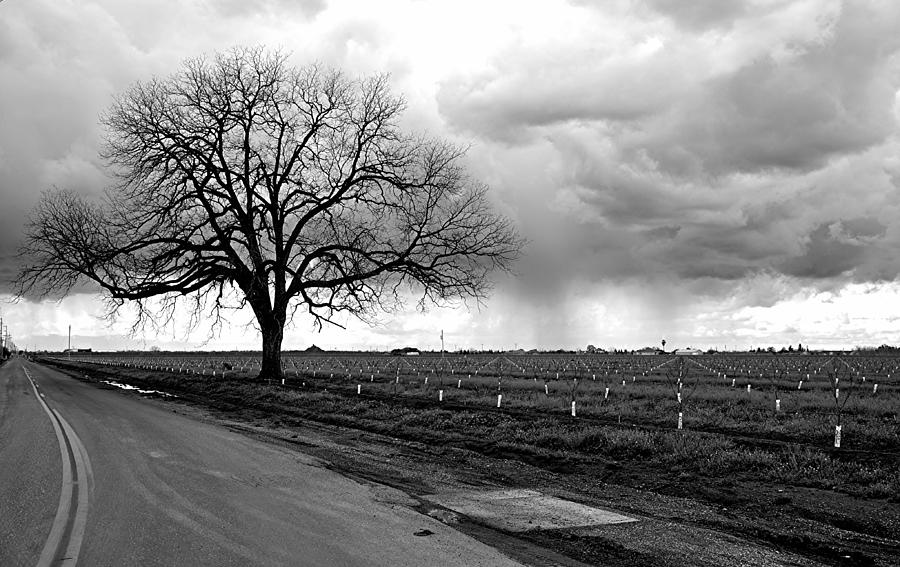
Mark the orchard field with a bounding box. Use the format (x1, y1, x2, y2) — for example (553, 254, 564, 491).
(54, 351, 898, 453)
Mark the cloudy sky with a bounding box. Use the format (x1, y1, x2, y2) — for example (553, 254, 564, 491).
(2, 0, 900, 352)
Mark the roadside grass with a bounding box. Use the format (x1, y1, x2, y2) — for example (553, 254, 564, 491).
(46, 358, 900, 500)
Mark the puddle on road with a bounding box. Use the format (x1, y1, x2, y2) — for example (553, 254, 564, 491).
(426, 489, 637, 532)
(100, 380, 177, 398)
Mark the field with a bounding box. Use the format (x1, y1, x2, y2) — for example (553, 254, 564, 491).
(42, 351, 900, 566)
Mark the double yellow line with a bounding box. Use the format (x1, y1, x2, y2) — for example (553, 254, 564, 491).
(24, 366, 92, 567)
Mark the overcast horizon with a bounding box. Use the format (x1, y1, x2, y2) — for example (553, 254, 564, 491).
(3, 1, 900, 353)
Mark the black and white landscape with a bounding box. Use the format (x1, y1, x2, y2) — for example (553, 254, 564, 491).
(1, 2, 899, 566)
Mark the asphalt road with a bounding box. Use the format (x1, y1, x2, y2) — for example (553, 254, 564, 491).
(0, 360, 62, 565)
(0, 358, 522, 566)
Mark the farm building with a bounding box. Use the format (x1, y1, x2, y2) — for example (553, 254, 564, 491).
(635, 347, 663, 355)
(390, 347, 421, 356)
(673, 348, 703, 355)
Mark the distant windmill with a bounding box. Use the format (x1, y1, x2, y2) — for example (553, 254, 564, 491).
(661, 338, 667, 352)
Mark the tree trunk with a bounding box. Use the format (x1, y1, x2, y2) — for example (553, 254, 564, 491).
(259, 316, 285, 381)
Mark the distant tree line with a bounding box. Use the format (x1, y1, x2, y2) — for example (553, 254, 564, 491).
(751, 343, 806, 354)
(854, 344, 900, 353)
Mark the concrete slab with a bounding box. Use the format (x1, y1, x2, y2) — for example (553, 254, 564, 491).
(426, 489, 637, 532)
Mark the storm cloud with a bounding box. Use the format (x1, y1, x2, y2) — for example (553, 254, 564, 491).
(2, 0, 900, 350)
(438, 0, 900, 294)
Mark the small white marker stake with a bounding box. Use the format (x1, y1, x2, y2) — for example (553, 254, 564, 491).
(775, 399, 781, 412)
(621, 379, 626, 386)
(439, 390, 444, 402)
(798, 380, 803, 390)
(281, 378, 285, 386)
(731, 378, 736, 387)
(544, 384, 549, 395)
(457, 379, 462, 388)
(571, 400, 576, 417)
(357, 384, 361, 395)
(677, 412, 683, 430)
(835, 388, 840, 400)
(834, 425, 842, 448)
(604, 387, 609, 400)
(497, 394, 502, 408)
(747, 384, 751, 393)
(873, 383, 878, 394)
(677, 392, 681, 404)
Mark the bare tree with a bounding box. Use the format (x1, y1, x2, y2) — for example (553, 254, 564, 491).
(16, 47, 523, 380)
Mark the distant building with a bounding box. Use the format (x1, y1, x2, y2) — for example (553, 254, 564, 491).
(635, 347, 663, 355)
(390, 347, 420, 356)
(673, 348, 703, 356)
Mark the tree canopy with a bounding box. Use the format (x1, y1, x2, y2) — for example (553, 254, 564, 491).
(17, 47, 523, 378)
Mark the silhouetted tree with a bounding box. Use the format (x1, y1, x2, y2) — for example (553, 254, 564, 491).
(16, 47, 523, 379)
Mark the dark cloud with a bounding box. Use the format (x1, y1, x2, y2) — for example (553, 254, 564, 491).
(642, 225, 681, 241)
(780, 222, 867, 278)
(437, 42, 690, 141)
(441, 0, 900, 312)
(839, 217, 887, 241)
(642, 0, 746, 31)
(635, 11, 900, 176)
(442, 3, 900, 174)
(214, 0, 326, 19)
(0, 250, 19, 292)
